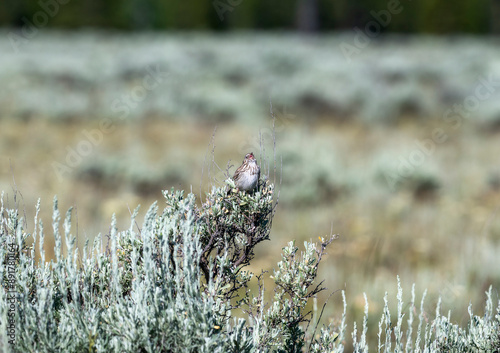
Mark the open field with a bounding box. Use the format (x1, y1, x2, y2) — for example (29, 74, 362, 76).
(1, 31, 500, 348)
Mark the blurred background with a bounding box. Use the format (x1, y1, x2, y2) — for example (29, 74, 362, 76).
(1, 0, 500, 348)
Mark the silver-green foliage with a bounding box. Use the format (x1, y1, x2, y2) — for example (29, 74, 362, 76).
(0, 189, 255, 353)
(0, 187, 499, 353)
(344, 278, 500, 353)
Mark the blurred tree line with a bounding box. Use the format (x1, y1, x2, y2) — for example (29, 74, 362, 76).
(0, 0, 497, 33)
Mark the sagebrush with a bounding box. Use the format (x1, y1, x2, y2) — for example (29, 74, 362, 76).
(0, 184, 499, 352)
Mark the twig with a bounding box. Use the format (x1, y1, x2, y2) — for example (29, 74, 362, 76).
(307, 289, 343, 352)
(126, 203, 141, 234)
(270, 102, 277, 188)
(9, 159, 28, 229)
(200, 126, 218, 201)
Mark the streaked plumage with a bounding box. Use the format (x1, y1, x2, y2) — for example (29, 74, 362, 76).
(232, 152, 260, 192)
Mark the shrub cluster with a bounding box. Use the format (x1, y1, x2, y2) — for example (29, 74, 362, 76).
(0, 184, 499, 352)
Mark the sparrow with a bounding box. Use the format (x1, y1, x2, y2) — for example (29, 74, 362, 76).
(232, 152, 260, 192)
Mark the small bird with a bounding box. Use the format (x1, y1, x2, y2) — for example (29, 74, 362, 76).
(232, 152, 260, 192)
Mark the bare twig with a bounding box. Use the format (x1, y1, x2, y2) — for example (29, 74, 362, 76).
(269, 101, 277, 187)
(200, 126, 218, 201)
(126, 203, 141, 234)
(9, 159, 28, 229)
(307, 289, 343, 352)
